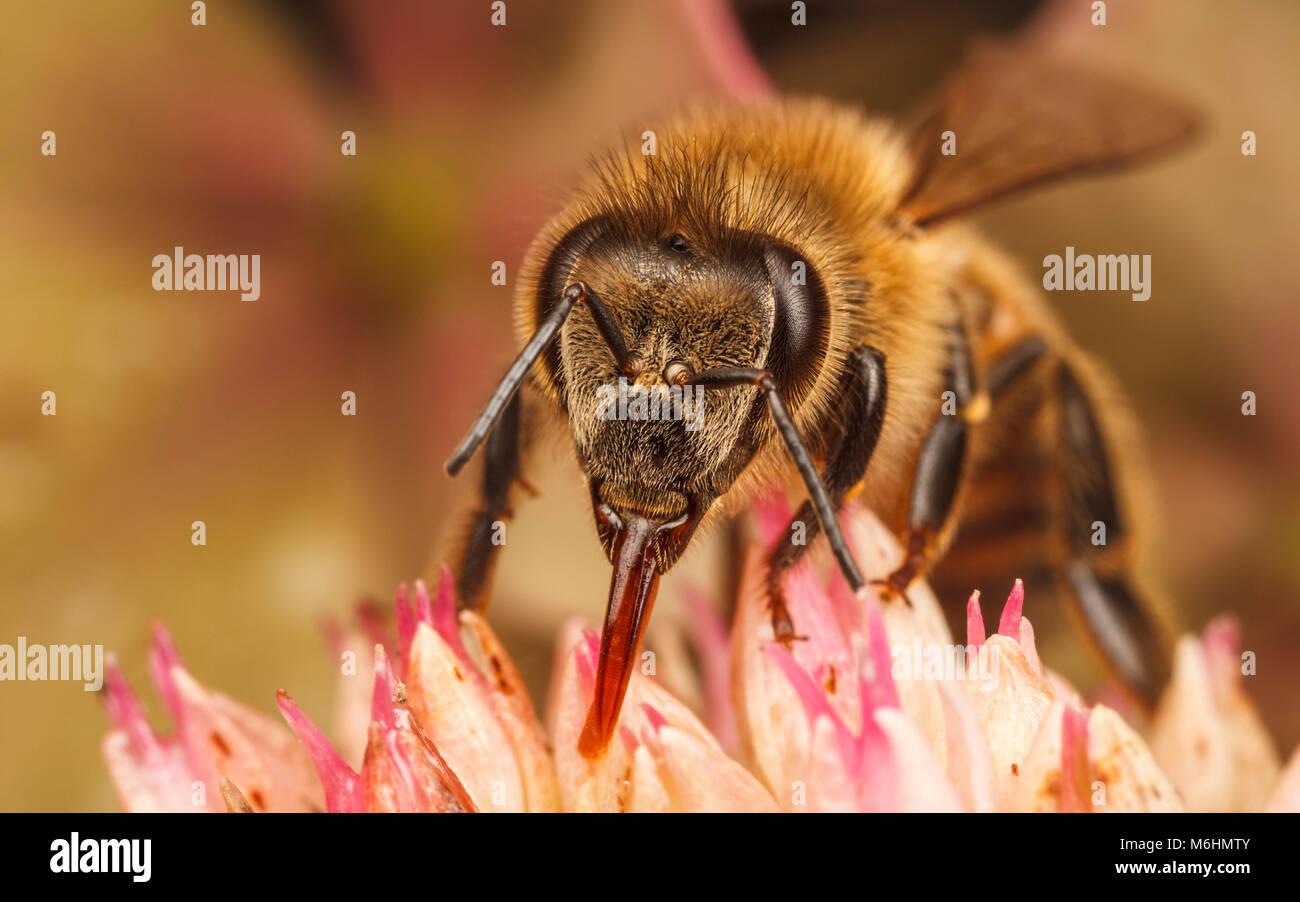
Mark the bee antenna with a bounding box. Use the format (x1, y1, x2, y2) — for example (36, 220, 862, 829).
(446, 282, 632, 476)
(693, 366, 865, 591)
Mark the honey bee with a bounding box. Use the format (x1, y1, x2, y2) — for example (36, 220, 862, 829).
(445, 46, 1196, 756)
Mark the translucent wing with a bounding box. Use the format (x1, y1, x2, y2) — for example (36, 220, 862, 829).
(901, 43, 1198, 226)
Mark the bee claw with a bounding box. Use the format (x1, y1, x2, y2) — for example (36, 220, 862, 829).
(772, 630, 810, 650)
(766, 588, 808, 647)
(868, 574, 915, 608)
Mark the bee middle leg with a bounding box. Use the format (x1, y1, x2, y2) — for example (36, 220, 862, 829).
(765, 345, 887, 642)
(877, 330, 1048, 600)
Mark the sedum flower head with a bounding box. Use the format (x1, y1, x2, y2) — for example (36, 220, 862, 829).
(100, 502, 1296, 813)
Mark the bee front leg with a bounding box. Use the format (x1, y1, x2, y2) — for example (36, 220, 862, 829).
(446, 282, 626, 611)
(452, 393, 531, 611)
(1052, 361, 1171, 705)
(765, 345, 887, 643)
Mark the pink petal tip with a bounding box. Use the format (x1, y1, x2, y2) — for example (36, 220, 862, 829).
(966, 590, 986, 649)
(997, 579, 1024, 642)
(276, 689, 361, 812)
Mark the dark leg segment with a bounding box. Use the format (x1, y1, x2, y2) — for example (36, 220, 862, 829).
(692, 364, 870, 605)
(878, 329, 1047, 598)
(876, 322, 977, 597)
(1054, 362, 1170, 704)
(446, 282, 630, 477)
(454, 393, 523, 610)
(446, 280, 633, 610)
(764, 346, 887, 639)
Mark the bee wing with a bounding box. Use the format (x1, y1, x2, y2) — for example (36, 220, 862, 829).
(900, 43, 1198, 227)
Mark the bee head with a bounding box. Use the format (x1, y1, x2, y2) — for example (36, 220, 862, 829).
(526, 216, 830, 555)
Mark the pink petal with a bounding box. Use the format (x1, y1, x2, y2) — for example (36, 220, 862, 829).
(430, 565, 474, 668)
(861, 591, 900, 711)
(369, 644, 399, 731)
(103, 656, 164, 760)
(751, 487, 790, 547)
(361, 719, 475, 813)
(964, 634, 1056, 809)
(1202, 614, 1242, 701)
(147, 621, 185, 725)
(966, 590, 986, 649)
(414, 577, 435, 625)
(936, 677, 998, 812)
(675, 0, 773, 98)
(1020, 617, 1044, 677)
(873, 708, 963, 812)
(1150, 627, 1278, 810)
(404, 621, 524, 810)
(1059, 704, 1091, 812)
(551, 618, 768, 811)
(458, 611, 561, 811)
(641, 702, 669, 734)
(276, 689, 362, 812)
(997, 579, 1024, 642)
(683, 586, 738, 754)
(100, 657, 199, 812)
(781, 562, 864, 729)
(574, 627, 600, 688)
(643, 725, 780, 812)
(100, 731, 196, 813)
(767, 644, 847, 744)
(1087, 705, 1183, 812)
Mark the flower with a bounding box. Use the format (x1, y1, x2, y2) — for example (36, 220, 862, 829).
(101, 623, 323, 812)
(279, 569, 557, 812)
(277, 644, 475, 812)
(393, 569, 559, 811)
(1015, 701, 1182, 812)
(100, 503, 1299, 813)
(548, 620, 778, 812)
(729, 494, 993, 811)
(104, 566, 770, 812)
(963, 582, 1059, 809)
(763, 607, 968, 812)
(1147, 616, 1281, 811)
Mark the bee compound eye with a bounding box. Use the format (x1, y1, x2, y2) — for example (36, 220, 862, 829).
(664, 360, 694, 386)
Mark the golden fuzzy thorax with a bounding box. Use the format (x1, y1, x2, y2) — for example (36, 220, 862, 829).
(516, 98, 991, 533)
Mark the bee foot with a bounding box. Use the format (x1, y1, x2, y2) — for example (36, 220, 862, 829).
(868, 573, 915, 608)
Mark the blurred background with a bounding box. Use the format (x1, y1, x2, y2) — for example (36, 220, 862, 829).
(1, 0, 1297, 810)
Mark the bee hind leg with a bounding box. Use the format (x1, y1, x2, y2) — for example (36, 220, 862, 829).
(1052, 361, 1171, 706)
(763, 345, 887, 644)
